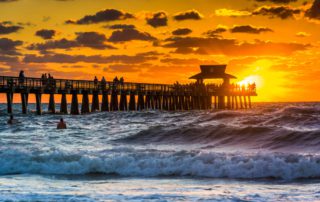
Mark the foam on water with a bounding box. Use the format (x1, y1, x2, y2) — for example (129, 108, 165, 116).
(0, 148, 319, 180)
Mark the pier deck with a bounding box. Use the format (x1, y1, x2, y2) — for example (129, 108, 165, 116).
(0, 75, 256, 115)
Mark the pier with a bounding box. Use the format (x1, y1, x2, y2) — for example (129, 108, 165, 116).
(0, 65, 257, 115)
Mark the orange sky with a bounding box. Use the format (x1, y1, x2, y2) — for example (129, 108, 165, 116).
(0, 0, 320, 102)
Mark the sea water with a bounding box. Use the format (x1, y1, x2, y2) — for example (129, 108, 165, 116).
(0, 103, 319, 201)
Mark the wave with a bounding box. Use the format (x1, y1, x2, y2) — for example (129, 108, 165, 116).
(117, 124, 320, 151)
(0, 148, 320, 180)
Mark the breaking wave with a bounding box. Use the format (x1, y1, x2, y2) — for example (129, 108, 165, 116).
(0, 148, 319, 180)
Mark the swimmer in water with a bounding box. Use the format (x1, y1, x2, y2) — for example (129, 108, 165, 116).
(57, 118, 67, 129)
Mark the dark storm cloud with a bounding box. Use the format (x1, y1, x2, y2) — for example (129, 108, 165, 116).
(161, 36, 309, 56)
(254, 0, 298, 4)
(305, 0, 320, 20)
(35, 29, 56, 39)
(146, 12, 168, 28)
(23, 51, 159, 64)
(107, 24, 136, 29)
(0, 38, 23, 55)
(28, 32, 116, 51)
(0, 22, 23, 35)
(230, 25, 273, 34)
(172, 28, 192, 36)
(173, 10, 203, 21)
(65, 9, 134, 25)
(252, 6, 301, 19)
(108, 28, 156, 43)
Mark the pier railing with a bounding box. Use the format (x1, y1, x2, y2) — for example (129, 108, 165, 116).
(0, 76, 256, 95)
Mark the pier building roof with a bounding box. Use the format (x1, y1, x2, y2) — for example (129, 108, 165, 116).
(189, 65, 237, 80)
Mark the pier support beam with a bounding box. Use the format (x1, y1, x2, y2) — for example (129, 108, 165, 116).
(101, 92, 109, 111)
(137, 93, 144, 111)
(6, 92, 13, 114)
(119, 93, 127, 111)
(218, 96, 225, 109)
(35, 93, 42, 115)
(71, 93, 79, 115)
(248, 96, 252, 109)
(81, 92, 90, 114)
(21, 93, 28, 114)
(110, 91, 118, 111)
(48, 93, 55, 113)
(239, 96, 243, 109)
(91, 91, 100, 112)
(60, 93, 68, 114)
(244, 96, 248, 109)
(129, 93, 135, 111)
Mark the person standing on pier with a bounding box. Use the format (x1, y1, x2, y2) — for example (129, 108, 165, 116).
(94, 76, 98, 89)
(18, 70, 25, 86)
(101, 76, 106, 90)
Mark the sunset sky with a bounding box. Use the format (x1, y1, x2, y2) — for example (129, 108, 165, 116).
(0, 0, 320, 102)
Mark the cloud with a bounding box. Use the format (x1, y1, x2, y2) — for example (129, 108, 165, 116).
(230, 25, 273, 34)
(0, 22, 23, 34)
(254, 0, 298, 4)
(23, 51, 159, 64)
(0, 38, 23, 55)
(215, 6, 301, 19)
(215, 9, 252, 17)
(161, 36, 309, 56)
(204, 25, 228, 37)
(28, 32, 116, 51)
(75, 32, 113, 49)
(107, 24, 136, 29)
(35, 29, 56, 39)
(305, 0, 320, 20)
(296, 31, 311, 37)
(0, 55, 19, 62)
(65, 9, 134, 25)
(108, 28, 156, 43)
(252, 6, 301, 19)
(160, 57, 218, 65)
(146, 11, 168, 28)
(0, 0, 18, 2)
(172, 28, 192, 35)
(173, 10, 203, 21)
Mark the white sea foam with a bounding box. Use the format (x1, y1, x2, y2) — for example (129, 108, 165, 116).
(0, 148, 319, 180)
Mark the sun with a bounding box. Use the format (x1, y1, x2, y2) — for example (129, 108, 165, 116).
(237, 75, 262, 87)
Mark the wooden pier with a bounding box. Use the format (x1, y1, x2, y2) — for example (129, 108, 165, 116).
(0, 65, 257, 115)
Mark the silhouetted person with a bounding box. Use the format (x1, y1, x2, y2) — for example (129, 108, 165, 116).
(18, 70, 25, 85)
(7, 115, 16, 124)
(119, 77, 124, 85)
(57, 118, 67, 129)
(101, 76, 106, 89)
(94, 76, 98, 88)
(113, 76, 119, 83)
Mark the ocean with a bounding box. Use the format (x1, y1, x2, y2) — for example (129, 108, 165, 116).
(0, 102, 319, 201)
